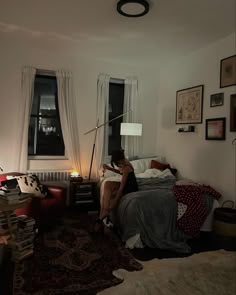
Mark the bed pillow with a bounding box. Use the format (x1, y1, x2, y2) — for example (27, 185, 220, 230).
(16, 174, 47, 198)
(151, 160, 177, 176)
(131, 156, 166, 174)
(151, 160, 170, 170)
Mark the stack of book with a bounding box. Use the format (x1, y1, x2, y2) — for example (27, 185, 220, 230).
(0, 212, 18, 236)
(0, 187, 29, 204)
(9, 215, 36, 262)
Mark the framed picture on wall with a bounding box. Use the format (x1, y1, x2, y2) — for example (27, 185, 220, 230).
(205, 118, 226, 140)
(230, 94, 236, 132)
(210, 93, 224, 107)
(176, 85, 204, 124)
(220, 55, 236, 88)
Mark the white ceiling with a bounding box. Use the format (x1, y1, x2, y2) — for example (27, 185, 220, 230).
(0, 0, 235, 65)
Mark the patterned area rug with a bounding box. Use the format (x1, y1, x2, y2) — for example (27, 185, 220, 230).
(13, 215, 142, 295)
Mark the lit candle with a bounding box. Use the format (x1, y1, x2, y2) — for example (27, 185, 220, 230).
(71, 171, 79, 178)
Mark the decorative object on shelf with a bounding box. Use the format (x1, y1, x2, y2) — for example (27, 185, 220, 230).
(220, 55, 236, 88)
(176, 85, 204, 124)
(230, 94, 236, 132)
(178, 125, 195, 133)
(205, 117, 226, 140)
(210, 93, 224, 107)
(117, 0, 149, 18)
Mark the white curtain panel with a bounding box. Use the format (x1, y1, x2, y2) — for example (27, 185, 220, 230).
(56, 70, 81, 174)
(122, 77, 139, 159)
(18, 67, 36, 172)
(94, 73, 110, 177)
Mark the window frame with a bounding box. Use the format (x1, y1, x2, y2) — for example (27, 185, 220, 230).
(28, 72, 66, 159)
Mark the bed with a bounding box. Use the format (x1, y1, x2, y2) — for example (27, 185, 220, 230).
(99, 157, 220, 253)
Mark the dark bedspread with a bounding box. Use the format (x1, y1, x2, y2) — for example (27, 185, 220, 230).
(114, 186, 214, 253)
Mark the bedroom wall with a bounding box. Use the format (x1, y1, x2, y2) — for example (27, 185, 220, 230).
(157, 33, 236, 204)
(0, 34, 159, 177)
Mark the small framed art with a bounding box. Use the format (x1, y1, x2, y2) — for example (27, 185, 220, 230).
(176, 85, 204, 124)
(205, 118, 226, 140)
(220, 55, 236, 88)
(230, 94, 236, 132)
(210, 93, 224, 107)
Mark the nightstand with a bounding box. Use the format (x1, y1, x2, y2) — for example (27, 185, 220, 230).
(69, 179, 99, 212)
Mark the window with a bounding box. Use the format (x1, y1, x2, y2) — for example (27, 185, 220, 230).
(108, 80, 124, 155)
(28, 74, 65, 157)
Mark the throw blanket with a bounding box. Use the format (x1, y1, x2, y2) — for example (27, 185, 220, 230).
(116, 188, 191, 253)
(137, 173, 176, 191)
(173, 184, 221, 237)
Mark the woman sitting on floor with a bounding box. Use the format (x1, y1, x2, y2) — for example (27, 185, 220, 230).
(94, 149, 138, 233)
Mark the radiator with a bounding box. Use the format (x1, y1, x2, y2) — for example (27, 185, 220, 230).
(28, 170, 71, 182)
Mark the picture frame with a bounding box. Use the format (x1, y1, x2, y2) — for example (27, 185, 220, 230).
(205, 118, 226, 140)
(176, 85, 204, 124)
(230, 94, 236, 132)
(210, 93, 224, 107)
(220, 55, 236, 88)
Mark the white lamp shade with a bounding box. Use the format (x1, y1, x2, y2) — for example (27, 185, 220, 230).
(120, 123, 142, 136)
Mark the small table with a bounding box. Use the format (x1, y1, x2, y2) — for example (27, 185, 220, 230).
(69, 179, 99, 211)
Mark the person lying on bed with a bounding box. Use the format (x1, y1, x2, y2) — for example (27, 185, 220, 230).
(94, 149, 138, 233)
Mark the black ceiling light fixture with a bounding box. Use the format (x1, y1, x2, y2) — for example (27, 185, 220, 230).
(117, 0, 149, 18)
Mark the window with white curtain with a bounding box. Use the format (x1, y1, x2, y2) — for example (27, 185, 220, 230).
(108, 78, 124, 155)
(28, 74, 65, 157)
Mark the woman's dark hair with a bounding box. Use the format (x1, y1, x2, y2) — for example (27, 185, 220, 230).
(111, 149, 125, 167)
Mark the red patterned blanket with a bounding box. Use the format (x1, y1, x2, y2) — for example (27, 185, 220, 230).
(173, 184, 221, 237)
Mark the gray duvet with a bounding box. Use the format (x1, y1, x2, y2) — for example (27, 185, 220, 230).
(115, 187, 191, 253)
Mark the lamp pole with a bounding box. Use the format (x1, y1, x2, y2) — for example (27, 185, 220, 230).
(85, 110, 131, 180)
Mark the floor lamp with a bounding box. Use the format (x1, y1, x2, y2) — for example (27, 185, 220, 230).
(120, 123, 143, 159)
(84, 111, 132, 180)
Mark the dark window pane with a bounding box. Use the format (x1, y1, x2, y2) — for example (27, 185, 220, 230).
(37, 127, 64, 155)
(28, 74, 65, 156)
(108, 82, 124, 155)
(39, 95, 56, 113)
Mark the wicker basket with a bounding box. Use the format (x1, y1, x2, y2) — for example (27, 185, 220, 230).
(213, 201, 236, 237)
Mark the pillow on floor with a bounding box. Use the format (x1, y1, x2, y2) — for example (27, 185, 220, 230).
(16, 174, 47, 198)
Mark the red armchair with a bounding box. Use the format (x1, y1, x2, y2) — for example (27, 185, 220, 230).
(0, 173, 67, 228)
